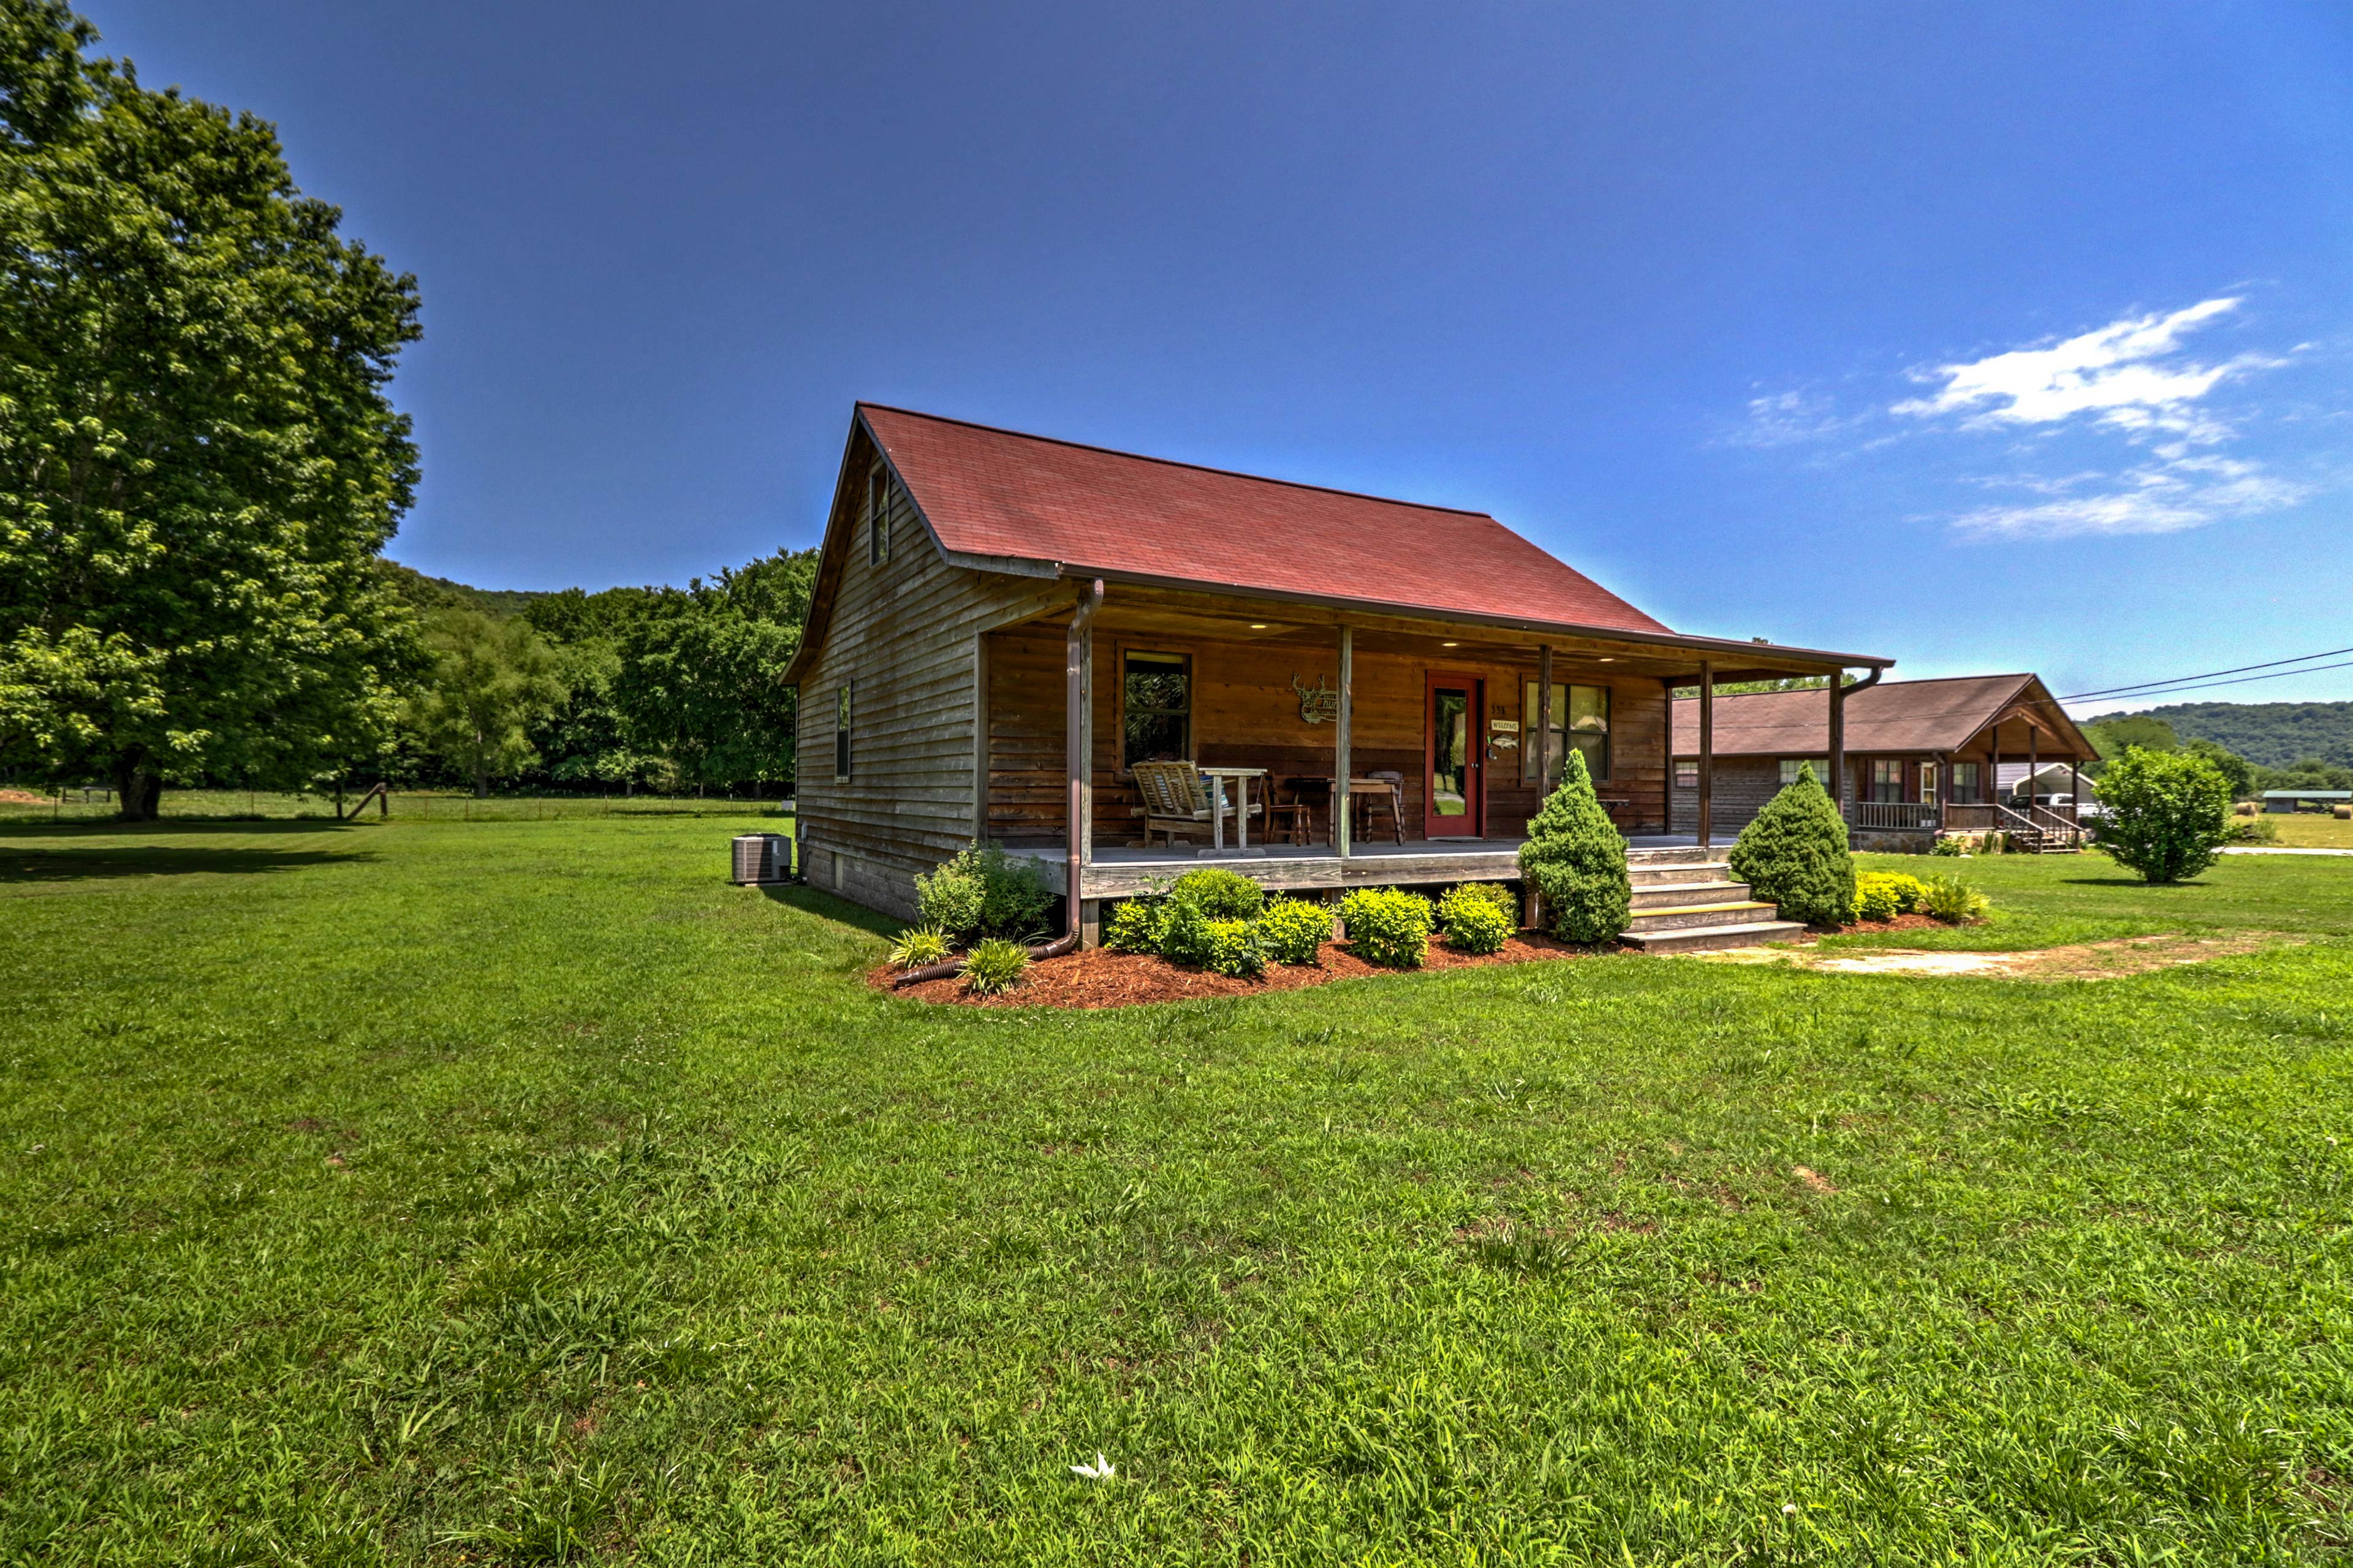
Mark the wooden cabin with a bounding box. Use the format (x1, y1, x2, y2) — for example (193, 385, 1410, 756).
(781, 404, 1892, 933)
(1670, 673, 2099, 851)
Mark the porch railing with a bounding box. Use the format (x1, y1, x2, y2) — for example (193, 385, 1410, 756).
(1847, 800, 1942, 831)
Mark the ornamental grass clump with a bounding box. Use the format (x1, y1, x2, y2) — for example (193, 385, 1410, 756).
(1727, 761, 1854, 927)
(1853, 871, 1927, 923)
(1919, 873, 1991, 924)
(960, 937, 1029, 994)
(1516, 751, 1631, 944)
(1257, 898, 1332, 966)
(1436, 884, 1514, 955)
(889, 925, 950, 969)
(2095, 747, 2234, 884)
(1338, 888, 1434, 969)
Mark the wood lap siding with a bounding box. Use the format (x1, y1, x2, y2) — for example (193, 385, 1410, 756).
(792, 465, 1002, 916)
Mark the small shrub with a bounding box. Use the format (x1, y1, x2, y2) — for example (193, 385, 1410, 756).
(1202, 918, 1267, 977)
(1853, 871, 1927, 922)
(1440, 881, 1516, 920)
(1516, 751, 1631, 944)
(1258, 898, 1332, 965)
(2225, 813, 2279, 845)
(1169, 868, 1264, 920)
(1436, 885, 1513, 953)
(913, 865, 985, 937)
(1338, 888, 1434, 969)
(1156, 898, 1217, 967)
(889, 925, 951, 969)
(1919, 873, 1990, 924)
(1931, 834, 1967, 857)
(1728, 762, 1854, 926)
(1104, 899, 1166, 954)
(961, 937, 1030, 994)
(915, 841, 1054, 939)
(2094, 747, 2233, 884)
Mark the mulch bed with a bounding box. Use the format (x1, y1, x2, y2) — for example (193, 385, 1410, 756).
(1830, 912, 1948, 936)
(875, 933, 1616, 1009)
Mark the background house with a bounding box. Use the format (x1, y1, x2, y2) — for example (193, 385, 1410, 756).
(1671, 673, 2097, 850)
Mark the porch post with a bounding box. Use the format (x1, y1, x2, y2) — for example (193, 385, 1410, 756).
(1535, 644, 1553, 797)
(2028, 727, 2038, 817)
(1528, 645, 1552, 929)
(1065, 579, 1104, 943)
(972, 631, 990, 840)
(1335, 625, 1353, 860)
(1661, 678, 1675, 835)
(1827, 670, 1846, 822)
(1697, 661, 1714, 850)
(1934, 750, 1947, 832)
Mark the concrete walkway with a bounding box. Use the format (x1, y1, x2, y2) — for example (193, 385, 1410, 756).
(2220, 846, 2353, 857)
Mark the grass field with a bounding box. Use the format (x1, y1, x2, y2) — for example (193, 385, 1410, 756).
(5, 817, 2353, 1564)
(0, 788, 790, 826)
(2263, 812, 2353, 850)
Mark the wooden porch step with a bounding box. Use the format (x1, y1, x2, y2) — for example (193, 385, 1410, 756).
(1622, 919, 1807, 954)
(1626, 901, 1781, 934)
(1628, 859, 1732, 887)
(1629, 879, 1749, 909)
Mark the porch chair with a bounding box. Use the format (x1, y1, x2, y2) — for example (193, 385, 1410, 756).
(1355, 771, 1406, 845)
(1131, 760, 1262, 849)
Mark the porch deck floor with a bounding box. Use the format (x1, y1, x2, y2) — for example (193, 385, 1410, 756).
(1003, 834, 1718, 898)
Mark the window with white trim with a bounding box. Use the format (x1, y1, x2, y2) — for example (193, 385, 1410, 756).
(835, 681, 853, 781)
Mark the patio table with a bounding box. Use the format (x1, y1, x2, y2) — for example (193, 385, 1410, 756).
(1196, 767, 1268, 854)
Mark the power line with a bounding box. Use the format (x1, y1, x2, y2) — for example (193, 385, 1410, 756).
(2069, 657, 2353, 703)
(2061, 643, 2353, 703)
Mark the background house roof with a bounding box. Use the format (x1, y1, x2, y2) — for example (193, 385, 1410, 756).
(1672, 673, 2096, 759)
(859, 403, 1675, 636)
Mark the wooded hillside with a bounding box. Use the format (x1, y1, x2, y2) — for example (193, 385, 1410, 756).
(2121, 701, 2353, 768)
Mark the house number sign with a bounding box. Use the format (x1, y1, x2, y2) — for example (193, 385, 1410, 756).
(1292, 673, 1341, 725)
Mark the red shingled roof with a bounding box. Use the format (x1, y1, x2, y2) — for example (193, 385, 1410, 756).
(858, 403, 1672, 635)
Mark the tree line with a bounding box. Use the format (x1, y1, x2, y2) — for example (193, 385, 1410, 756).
(380, 554, 816, 798)
(0, 5, 815, 816)
(2080, 714, 2350, 798)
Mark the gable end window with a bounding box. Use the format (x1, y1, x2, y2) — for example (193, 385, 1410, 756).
(835, 681, 853, 781)
(867, 469, 892, 566)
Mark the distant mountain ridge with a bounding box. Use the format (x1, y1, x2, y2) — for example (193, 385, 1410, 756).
(377, 560, 551, 619)
(2123, 700, 2353, 768)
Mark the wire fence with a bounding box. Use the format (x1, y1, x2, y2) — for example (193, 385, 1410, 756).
(0, 787, 793, 825)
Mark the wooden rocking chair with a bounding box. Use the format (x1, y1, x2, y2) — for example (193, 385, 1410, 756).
(1131, 760, 1260, 849)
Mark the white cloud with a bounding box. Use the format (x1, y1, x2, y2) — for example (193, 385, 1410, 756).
(1724, 388, 1860, 449)
(1952, 461, 2308, 540)
(1892, 298, 2259, 436)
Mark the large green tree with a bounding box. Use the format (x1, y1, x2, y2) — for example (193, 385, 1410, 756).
(0, 3, 421, 817)
(403, 612, 564, 797)
(610, 550, 814, 790)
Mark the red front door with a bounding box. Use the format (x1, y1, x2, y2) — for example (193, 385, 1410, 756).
(1425, 673, 1483, 838)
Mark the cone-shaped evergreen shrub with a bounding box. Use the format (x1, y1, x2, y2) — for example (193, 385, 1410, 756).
(1727, 761, 1854, 926)
(1517, 751, 1631, 944)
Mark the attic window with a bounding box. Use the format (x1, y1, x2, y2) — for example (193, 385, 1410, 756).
(867, 469, 891, 566)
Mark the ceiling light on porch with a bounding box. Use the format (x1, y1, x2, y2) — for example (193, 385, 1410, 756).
(1598, 657, 1614, 662)
(1248, 623, 1268, 629)
(1441, 641, 1458, 647)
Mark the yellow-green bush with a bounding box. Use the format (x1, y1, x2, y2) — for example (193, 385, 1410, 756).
(1338, 888, 1434, 968)
(1258, 898, 1332, 966)
(1854, 871, 1928, 923)
(1436, 884, 1514, 954)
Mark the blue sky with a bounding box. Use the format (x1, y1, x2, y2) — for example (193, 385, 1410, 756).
(92, 1, 2353, 711)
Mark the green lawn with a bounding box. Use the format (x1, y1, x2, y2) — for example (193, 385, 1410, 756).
(5, 817, 2353, 1564)
(1828, 847, 2353, 952)
(0, 788, 792, 825)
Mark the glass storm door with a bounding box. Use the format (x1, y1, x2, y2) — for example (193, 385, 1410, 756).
(1425, 673, 1483, 838)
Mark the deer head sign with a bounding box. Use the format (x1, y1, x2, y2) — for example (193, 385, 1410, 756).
(1292, 673, 1340, 725)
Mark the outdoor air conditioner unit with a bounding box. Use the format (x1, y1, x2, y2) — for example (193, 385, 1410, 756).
(731, 833, 790, 885)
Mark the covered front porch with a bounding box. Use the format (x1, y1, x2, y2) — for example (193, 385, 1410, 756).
(972, 577, 1881, 932)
